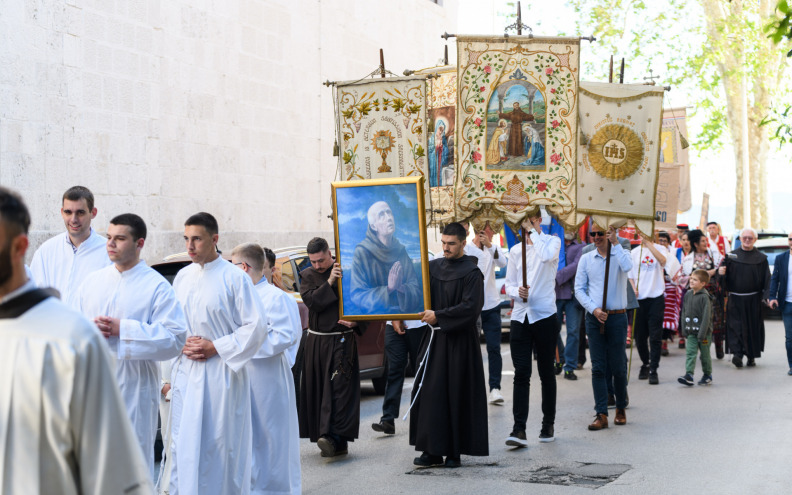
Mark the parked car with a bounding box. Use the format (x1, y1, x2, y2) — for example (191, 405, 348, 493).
(151, 249, 388, 394)
(732, 229, 787, 250)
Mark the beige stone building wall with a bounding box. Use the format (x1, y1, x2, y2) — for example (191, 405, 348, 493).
(0, 0, 457, 263)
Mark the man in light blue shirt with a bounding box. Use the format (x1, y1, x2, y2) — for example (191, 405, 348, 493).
(575, 224, 633, 431)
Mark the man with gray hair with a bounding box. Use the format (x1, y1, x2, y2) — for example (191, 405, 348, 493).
(231, 242, 302, 494)
(719, 227, 770, 368)
(349, 200, 422, 315)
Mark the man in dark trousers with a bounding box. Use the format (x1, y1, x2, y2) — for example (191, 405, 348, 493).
(409, 222, 488, 468)
(299, 237, 363, 457)
(719, 228, 770, 368)
(768, 232, 792, 375)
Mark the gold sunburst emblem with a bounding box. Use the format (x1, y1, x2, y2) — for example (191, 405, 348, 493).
(588, 124, 644, 180)
(371, 130, 396, 173)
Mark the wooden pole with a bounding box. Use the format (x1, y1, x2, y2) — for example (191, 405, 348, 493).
(521, 228, 528, 303)
(444, 45, 449, 66)
(380, 49, 385, 78)
(600, 232, 612, 334)
(609, 55, 614, 83)
(619, 58, 625, 84)
(517, 2, 522, 36)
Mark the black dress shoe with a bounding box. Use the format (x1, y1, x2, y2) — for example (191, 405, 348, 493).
(413, 452, 444, 467)
(318, 436, 348, 457)
(444, 456, 461, 468)
(371, 420, 395, 434)
(638, 365, 650, 380)
(747, 358, 756, 367)
(732, 355, 743, 368)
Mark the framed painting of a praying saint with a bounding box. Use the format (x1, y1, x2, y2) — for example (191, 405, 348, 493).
(331, 176, 431, 321)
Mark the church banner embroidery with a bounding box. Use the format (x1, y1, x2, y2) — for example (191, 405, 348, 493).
(455, 36, 580, 231)
(336, 77, 429, 203)
(576, 81, 664, 236)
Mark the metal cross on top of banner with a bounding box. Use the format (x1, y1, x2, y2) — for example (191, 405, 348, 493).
(504, 1, 533, 36)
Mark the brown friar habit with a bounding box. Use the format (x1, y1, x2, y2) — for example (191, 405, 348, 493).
(298, 266, 362, 442)
(409, 254, 488, 458)
(722, 248, 770, 359)
(498, 106, 534, 157)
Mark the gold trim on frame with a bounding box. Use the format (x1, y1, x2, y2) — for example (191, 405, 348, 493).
(331, 176, 431, 321)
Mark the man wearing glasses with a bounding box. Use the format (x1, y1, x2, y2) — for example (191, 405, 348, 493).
(767, 233, 792, 375)
(718, 228, 771, 368)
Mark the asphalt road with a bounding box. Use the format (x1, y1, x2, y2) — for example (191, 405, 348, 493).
(300, 318, 792, 494)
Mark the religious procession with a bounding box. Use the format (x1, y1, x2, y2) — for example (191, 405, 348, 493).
(1, 0, 792, 494)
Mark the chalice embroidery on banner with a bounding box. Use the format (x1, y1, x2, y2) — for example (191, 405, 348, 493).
(371, 130, 396, 173)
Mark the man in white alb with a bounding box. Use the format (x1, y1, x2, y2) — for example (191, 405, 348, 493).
(0, 187, 152, 494)
(30, 185, 111, 306)
(164, 212, 276, 494)
(76, 213, 188, 475)
(231, 242, 302, 495)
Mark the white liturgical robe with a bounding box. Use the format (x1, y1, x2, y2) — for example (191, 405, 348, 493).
(30, 229, 111, 307)
(76, 260, 188, 475)
(166, 256, 271, 495)
(250, 278, 302, 495)
(0, 283, 152, 494)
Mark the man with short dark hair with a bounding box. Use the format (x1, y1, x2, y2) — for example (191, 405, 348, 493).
(409, 222, 488, 468)
(164, 212, 270, 494)
(299, 237, 364, 457)
(0, 187, 152, 493)
(30, 185, 111, 305)
(76, 213, 188, 476)
(232, 242, 302, 494)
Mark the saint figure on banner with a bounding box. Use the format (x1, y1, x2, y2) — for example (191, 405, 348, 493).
(520, 126, 545, 167)
(499, 102, 534, 157)
(486, 119, 509, 165)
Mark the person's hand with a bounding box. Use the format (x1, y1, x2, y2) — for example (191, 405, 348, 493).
(161, 383, 171, 401)
(388, 261, 403, 292)
(94, 316, 120, 338)
(183, 336, 217, 361)
(641, 236, 652, 247)
(518, 286, 530, 299)
(392, 320, 406, 335)
(607, 227, 618, 246)
(337, 319, 358, 328)
(420, 310, 437, 325)
(530, 216, 543, 233)
(478, 231, 492, 249)
(327, 263, 343, 285)
(718, 266, 726, 276)
(769, 299, 778, 309)
(593, 308, 608, 323)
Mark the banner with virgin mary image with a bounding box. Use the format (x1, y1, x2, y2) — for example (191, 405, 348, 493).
(335, 76, 430, 205)
(576, 81, 664, 236)
(455, 36, 580, 231)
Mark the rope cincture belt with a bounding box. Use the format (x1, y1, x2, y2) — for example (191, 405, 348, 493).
(729, 291, 759, 297)
(307, 329, 354, 336)
(402, 325, 440, 421)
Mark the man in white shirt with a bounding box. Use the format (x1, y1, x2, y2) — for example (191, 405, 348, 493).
(30, 185, 111, 306)
(165, 213, 271, 494)
(75, 213, 188, 476)
(504, 214, 561, 447)
(629, 236, 668, 385)
(0, 187, 152, 494)
(231, 243, 302, 495)
(706, 221, 731, 258)
(470, 224, 508, 404)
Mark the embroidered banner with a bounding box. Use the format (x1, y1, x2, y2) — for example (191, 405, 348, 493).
(415, 65, 457, 225)
(577, 81, 664, 236)
(654, 164, 680, 230)
(455, 36, 580, 231)
(336, 76, 429, 204)
(661, 107, 692, 212)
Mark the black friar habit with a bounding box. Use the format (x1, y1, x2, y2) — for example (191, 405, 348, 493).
(299, 266, 365, 442)
(723, 247, 770, 359)
(409, 254, 489, 458)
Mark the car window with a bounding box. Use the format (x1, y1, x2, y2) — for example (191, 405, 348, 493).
(758, 246, 788, 266)
(281, 260, 298, 292)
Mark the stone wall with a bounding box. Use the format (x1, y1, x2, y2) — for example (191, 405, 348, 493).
(0, 0, 457, 262)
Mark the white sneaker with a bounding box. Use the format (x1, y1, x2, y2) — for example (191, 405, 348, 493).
(488, 388, 504, 404)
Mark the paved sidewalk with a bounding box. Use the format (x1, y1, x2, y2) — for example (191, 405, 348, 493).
(300, 319, 791, 494)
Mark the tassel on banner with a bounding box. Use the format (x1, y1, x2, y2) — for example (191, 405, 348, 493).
(332, 139, 339, 157)
(679, 133, 690, 149)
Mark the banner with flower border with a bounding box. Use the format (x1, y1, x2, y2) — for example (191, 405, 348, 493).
(414, 65, 457, 225)
(455, 36, 580, 232)
(576, 81, 664, 236)
(336, 76, 429, 205)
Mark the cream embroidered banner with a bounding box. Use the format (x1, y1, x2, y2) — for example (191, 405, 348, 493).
(577, 81, 664, 236)
(661, 107, 692, 212)
(654, 164, 680, 230)
(455, 36, 580, 231)
(336, 77, 429, 203)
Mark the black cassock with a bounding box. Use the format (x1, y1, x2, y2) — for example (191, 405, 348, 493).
(298, 267, 362, 442)
(723, 248, 770, 359)
(409, 255, 489, 458)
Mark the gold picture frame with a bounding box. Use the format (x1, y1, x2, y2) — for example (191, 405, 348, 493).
(331, 176, 431, 321)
